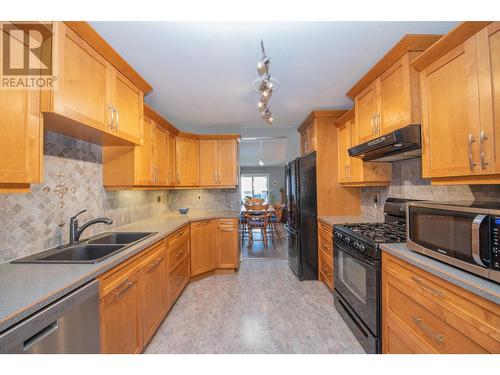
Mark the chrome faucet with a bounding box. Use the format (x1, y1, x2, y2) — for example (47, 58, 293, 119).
(69, 210, 113, 244)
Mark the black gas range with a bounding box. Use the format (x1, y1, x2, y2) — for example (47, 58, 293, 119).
(332, 198, 412, 354)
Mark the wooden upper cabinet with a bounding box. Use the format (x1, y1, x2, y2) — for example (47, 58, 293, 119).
(190, 220, 217, 276)
(0, 87, 42, 190)
(419, 39, 481, 178)
(199, 139, 238, 187)
(336, 110, 391, 187)
(349, 35, 442, 146)
(299, 122, 316, 156)
(42, 22, 146, 146)
(153, 123, 169, 186)
(412, 22, 500, 183)
(477, 22, 500, 175)
(217, 139, 238, 186)
(355, 81, 379, 143)
(176, 135, 200, 186)
(111, 70, 144, 145)
(134, 118, 154, 185)
(199, 139, 218, 186)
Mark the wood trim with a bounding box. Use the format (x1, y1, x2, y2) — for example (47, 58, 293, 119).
(143, 104, 179, 135)
(411, 22, 492, 71)
(334, 109, 355, 127)
(298, 110, 348, 133)
(198, 134, 240, 140)
(177, 131, 199, 140)
(63, 21, 153, 95)
(346, 34, 443, 99)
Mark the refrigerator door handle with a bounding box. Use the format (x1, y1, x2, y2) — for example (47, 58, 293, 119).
(283, 224, 297, 235)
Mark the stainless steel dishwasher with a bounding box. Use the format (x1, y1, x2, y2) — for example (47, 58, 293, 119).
(0, 280, 100, 354)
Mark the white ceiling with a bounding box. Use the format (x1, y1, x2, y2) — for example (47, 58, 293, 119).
(90, 21, 458, 130)
(240, 138, 288, 167)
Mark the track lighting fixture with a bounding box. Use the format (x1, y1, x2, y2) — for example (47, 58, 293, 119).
(252, 39, 279, 126)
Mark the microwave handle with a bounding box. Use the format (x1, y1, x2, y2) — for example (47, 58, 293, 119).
(471, 214, 488, 268)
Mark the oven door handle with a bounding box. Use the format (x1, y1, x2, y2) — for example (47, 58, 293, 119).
(471, 214, 488, 268)
(335, 241, 376, 267)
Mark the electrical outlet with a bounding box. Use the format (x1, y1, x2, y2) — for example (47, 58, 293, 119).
(157, 195, 161, 203)
(196, 194, 201, 200)
(373, 194, 379, 204)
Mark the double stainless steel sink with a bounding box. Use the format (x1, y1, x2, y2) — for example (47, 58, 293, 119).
(12, 232, 156, 264)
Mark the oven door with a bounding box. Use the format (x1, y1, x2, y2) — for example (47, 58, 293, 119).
(334, 240, 379, 336)
(407, 205, 491, 276)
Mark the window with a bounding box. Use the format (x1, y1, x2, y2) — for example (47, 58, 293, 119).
(241, 173, 270, 202)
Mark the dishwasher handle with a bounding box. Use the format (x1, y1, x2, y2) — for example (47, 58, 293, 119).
(22, 321, 59, 351)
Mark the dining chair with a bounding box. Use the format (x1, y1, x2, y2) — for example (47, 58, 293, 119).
(244, 210, 271, 245)
(269, 203, 284, 234)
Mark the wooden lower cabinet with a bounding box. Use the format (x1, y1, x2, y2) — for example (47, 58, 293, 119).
(216, 219, 240, 269)
(139, 243, 167, 344)
(382, 252, 500, 354)
(166, 225, 191, 307)
(100, 271, 143, 354)
(190, 220, 217, 276)
(317, 220, 334, 291)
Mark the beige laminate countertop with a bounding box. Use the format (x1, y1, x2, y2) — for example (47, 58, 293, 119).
(0, 210, 240, 333)
(318, 215, 380, 226)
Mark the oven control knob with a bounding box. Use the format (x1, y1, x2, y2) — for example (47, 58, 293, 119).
(358, 244, 366, 252)
(344, 237, 351, 244)
(335, 232, 342, 239)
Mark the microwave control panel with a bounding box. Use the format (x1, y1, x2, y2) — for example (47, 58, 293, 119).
(493, 217, 500, 270)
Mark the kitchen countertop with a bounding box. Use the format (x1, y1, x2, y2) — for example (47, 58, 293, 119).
(318, 215, 380, 226)
(380, 243, 500, 305)
(0, 210, 240, 333)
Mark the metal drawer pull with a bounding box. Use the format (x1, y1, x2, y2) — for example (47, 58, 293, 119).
(468, 133, 476, 170)
(115, 107, 119, 130)
(147, 258, 163, 273)
(480, 130, 488, 170)
(411, 276, 444, 297)
(412, 316, 445, 344)
(108, 105, 114, 130)
(175, 250, 183, 258)
(371, 115, 375, 135)
(114, 281, 135, 300)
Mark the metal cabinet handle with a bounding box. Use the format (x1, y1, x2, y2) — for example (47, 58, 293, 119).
(114, 281, 135, 300)
(108, 105, 114, 130)
(146, 258, 163, 273)
(176, 171, 180, 184)
(480, 130, 488, 170)
(412, 316, 445, 343)
(376, 113, 381, 135)
(175, 250, 183, 258)
(114, 106, 119, 131)
(411, 276, 444, 297)
(371, 115, 375, 135)
(468, 133, 477, 170)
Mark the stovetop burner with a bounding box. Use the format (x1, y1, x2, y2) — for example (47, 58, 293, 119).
(341, 221, 406, 244)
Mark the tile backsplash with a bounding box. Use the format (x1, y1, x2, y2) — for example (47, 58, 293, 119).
(0, 131, 171, 263)
(361, 158, 500, 220)
(169, 189, 240, 211)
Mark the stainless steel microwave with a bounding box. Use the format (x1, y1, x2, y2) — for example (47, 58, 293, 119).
(407, 201, 500, 283)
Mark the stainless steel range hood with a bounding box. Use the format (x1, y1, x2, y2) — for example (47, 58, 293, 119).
(348, 124, 421, 162)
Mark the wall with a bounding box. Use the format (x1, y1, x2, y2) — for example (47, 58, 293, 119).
(0, 131, 171, 263)
(361, 158, 500, 220)
(169, 189, 240, 211)
(240, 166, 286, 203)
(182, 126, 300, 163)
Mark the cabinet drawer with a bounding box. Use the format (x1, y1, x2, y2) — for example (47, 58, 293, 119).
(383, 253, 500, 343)
(166, 225, 190, 251)
(318, 221, 333, 237)
(319, 248, 334, 290)
(168, 237, 190, 271)
(169, 253, 190, 304)
(99, 240, 162, 297)
(384, 273, 495, 353)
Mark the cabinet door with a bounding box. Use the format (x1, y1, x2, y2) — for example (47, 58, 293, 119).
(100, 272, 143, 354)
(153, 124, 168, 185)
(217, 139, 238, 186)
(420, 37, 482, 178)
(216, 219, 240, 269)
(0, 88, 41, 186)
(52, 23, 111, 131)
(307, 124, 317, 153)
(300, 130, 308, 156)
(112, 70, 144, 145)
(477, 22, 500, 174)
(140, 248, 166, 344)
(379, 54, 412, 135)
(355, 81, 379, 143)
(199, 139, 218, 186)
(134, 118, 154, 185)
(190, 220, 217, 276)
(166, 132, 176, 186)
(337, 123, 351, 183)
(176, 136, 200, 186)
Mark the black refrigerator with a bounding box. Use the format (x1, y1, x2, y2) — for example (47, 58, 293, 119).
(284, 152, 318, 280)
